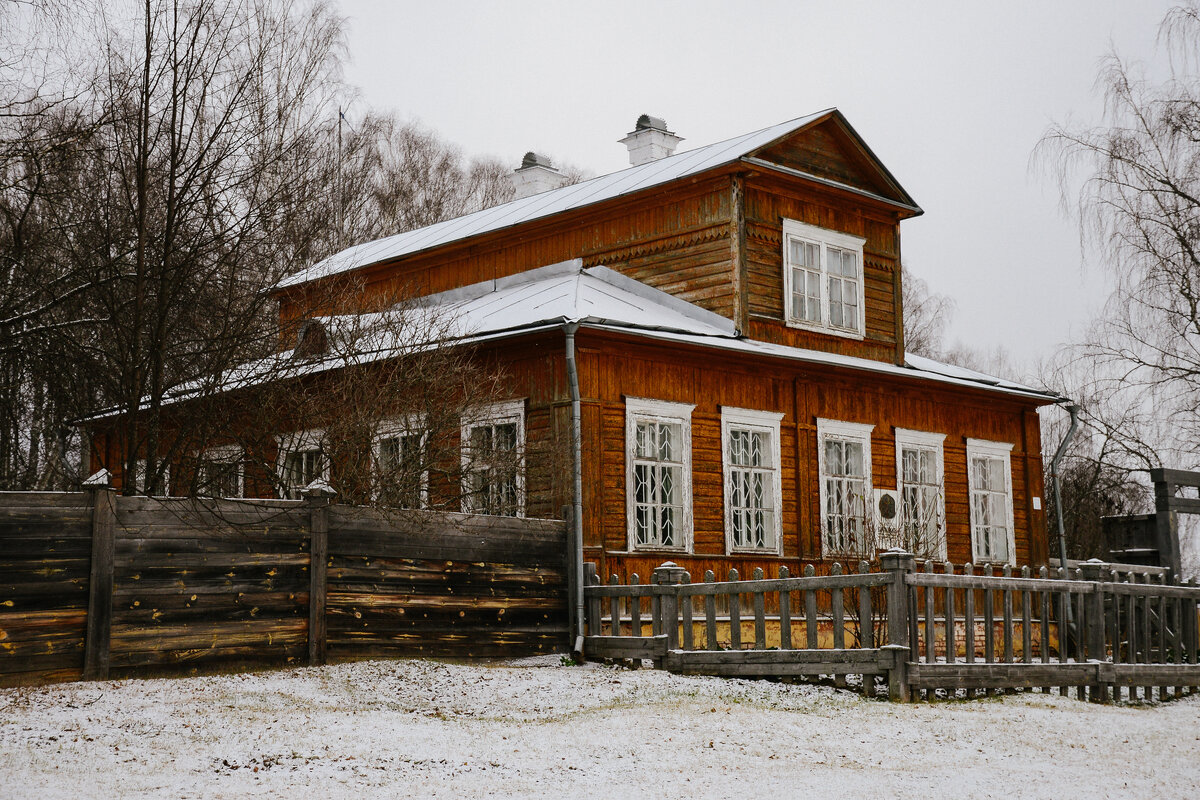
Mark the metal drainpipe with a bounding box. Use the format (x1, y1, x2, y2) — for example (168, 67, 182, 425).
(1051, 403, 1081, 626)
(564, 323, 586, 658)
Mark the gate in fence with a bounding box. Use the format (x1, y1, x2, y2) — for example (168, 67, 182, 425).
(582, 551, 1200, 702)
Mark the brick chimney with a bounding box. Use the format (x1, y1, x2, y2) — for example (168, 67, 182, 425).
(511, 152, 569, 199)
(618, 114, 683, 166)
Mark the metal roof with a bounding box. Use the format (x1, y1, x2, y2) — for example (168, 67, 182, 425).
(95, 260, 1059, 421)
(275, 110, 837, 290)
(403, 259, 737, 339)
(319, 262, 1059, 403)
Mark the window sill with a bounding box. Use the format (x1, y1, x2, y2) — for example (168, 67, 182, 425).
(784, 318, 866, 341)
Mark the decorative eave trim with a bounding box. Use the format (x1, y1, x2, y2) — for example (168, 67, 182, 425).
(741, 157, 924, 216)
(581, 223, 728, 266)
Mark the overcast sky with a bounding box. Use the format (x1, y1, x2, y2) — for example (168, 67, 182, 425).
(336, 0, 1173, 368)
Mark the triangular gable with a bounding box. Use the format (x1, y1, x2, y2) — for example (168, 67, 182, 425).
(748, 110, 920, 212)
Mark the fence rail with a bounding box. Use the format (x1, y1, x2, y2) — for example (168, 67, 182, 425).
(583, 551, 1200, 702)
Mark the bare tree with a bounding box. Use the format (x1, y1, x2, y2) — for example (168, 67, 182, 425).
(901, 265, 955, 359)
(0, 0, 550, 495)
(1037, 1, 1200, 471)
(157, 275, 563, 518)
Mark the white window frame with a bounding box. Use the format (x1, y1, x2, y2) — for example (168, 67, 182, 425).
(373, 416, 429, 509)
(132, 458, 170, 495)
(782, 218, 867, 339)
(276, 429, 329, 499)
(625, 397, 695, 553)
(195, 445, 244, 499)
(965, 438, 1016, 566)
(460, 399, 526, 517)
(721, 407, 784, 555)
(893, 428, 947, 559)
(817, 418, 874, 558)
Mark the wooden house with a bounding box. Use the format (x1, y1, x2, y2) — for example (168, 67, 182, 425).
(108, 110, 1065, 582)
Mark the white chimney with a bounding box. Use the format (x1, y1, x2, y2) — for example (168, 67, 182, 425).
(618, 114, 683, 166)
(511, 152, 569, 199)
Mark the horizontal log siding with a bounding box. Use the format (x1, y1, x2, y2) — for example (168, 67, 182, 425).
(324, 508, 568, 659)
(279, 178, 735, 323)
(573, 329, 1047, 581)
(108, 500, 311, 672)
(742, 179, 901, 363)
(587, 229, 735, 318)
(0, 493, 93, 685)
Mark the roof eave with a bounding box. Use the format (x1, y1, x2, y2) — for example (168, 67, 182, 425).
(740, 156, 924, 217)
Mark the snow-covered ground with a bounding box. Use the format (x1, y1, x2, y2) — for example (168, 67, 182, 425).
(2, 658, 1197, 799)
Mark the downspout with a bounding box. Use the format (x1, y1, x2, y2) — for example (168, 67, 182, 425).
(1051, 403, 1081, 570)
(564, 322, 586, 658)
(1051, 403, 1080, 626)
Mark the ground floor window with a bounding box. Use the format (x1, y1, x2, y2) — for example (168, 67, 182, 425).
(817, 419, 873, 557)
(374, 417, 427, 509)
(894, 429, 946, 559)
(461, 400, 525, 517)
(966, 438, 1015, 564)
(131, 458, 169, 495)
(721, 407, 784, 554)
(197, 445, 243, 498)
(626, 397, 694, 552)
(277, 430, 327, 499)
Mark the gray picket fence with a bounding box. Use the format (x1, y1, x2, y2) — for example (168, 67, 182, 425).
(583, 552, 1200, 702)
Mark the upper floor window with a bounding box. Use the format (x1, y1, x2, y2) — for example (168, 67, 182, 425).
(277, 429, 327, 499)
(817, 418, 873, 557)
(461, 400, 525, 517)
(374, 417, 427, 509)
(626, 397, 694, 552)
(966, 439, 1015, 565)
(722, 407, 784, 554)
(893, 429, 946, 559)
(782, 219, 866, 338)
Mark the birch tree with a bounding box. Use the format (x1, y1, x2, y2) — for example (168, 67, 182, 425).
(1039, 1, 1200, 472)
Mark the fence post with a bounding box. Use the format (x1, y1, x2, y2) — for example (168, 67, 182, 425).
(306, 480, 336, 667)
(652, 561, 688, 667)
(1079, 559, 1111, 703)
(880, 549, 915, 702)
(83, 471, 116, 681)
(583, 562, 600, 636)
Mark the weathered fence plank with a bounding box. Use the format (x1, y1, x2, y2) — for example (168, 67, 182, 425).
(83, 487, 116, 680)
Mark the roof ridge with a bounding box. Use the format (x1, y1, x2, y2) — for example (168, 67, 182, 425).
(274, 111, 836, 291)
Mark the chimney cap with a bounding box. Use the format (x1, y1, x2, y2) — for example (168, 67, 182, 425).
(520, 151, 555, 170)
(635, 114, 672, 134)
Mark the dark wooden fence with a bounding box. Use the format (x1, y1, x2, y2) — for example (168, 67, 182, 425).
(0, 487, 568, 686)
(584, 552, 1200, 702)
(0, 492, 95, 686)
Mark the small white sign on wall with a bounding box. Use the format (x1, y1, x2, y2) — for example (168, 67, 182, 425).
(1032, 497, 1042, 510)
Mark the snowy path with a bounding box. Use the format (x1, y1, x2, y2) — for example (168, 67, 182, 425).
(1, 658, 1197, 798)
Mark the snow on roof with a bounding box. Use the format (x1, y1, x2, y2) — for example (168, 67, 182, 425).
(401, 259, 737, 339)
(91, 261, 1056, 423)
(275, 111, 835, 290)
(307, 262, 1058, 403)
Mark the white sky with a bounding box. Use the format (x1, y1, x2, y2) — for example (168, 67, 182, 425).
(336, 0, 1173, 366)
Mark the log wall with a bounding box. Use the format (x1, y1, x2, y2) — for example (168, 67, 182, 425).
(573, 328, 1048, 582)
